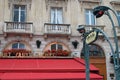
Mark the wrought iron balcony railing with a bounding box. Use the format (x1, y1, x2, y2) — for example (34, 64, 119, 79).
(4, 22, 33, 34)
(44, 23, 71, 35)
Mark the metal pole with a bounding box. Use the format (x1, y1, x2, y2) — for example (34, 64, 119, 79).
(93, 6, 120, 80)
(105, 11, 120, 80)
(93, 28, 115, 65)
(83, 33, 90, 80)
(109, 9, 120, 27)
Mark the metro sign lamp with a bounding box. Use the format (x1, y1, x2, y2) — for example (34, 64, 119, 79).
(93, 6, 120, 80)
(93, 6, 110, 18)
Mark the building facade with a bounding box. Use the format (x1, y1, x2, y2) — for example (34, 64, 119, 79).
(0, 0, 120, 80)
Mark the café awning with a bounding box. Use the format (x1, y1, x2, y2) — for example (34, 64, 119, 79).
(0, 58, 103, 80)
(0, 72, 103, 80)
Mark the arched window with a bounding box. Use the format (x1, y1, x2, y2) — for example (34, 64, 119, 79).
(51, 44, 63, 50)
(12, 43, 25, 49)
(81, 44, 105, 57)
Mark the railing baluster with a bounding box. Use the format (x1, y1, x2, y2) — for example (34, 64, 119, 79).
(44, 23, 71, 35)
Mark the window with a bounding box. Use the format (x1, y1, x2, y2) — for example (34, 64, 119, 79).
(51, 44, 63, 50)
(13, 5, 26, 22)
(85, 9, 96, 25)
(12, 43, 25, 49)
(81, 44, 104, 57)
(117, 11, 120, 22)
(50, 7, 63, 24)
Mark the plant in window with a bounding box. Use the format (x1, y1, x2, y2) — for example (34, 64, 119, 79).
(3, 49, 31, 56)
(43, 49, 70, 56)
(62, 50, 70, 56)
(43, 50, 51, 56)
(57, 49, 63, 56)
(51, 49, 56, 56)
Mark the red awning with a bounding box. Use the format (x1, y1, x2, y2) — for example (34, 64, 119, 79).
(0, 72, 103, 80)
(0, 58, 103, 80)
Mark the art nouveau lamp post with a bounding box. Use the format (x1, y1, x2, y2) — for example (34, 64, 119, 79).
(77, 25, 90, 80)
(93, 6, 120, 80)
(77, 25, 98, 80)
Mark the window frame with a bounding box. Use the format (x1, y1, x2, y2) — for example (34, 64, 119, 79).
(50, 7, 63, 24)
(12, 4, 27, 22)
(12, 42, 25, 49)
(51, 43, 63, 50)
(85, 9, 96, 25)
(81, 44, 105, 57)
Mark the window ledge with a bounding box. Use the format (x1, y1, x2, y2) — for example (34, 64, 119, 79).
(110, 0, 120, 5)
(79, 0, 101, 3)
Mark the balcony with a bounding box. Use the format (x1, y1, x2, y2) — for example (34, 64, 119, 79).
(44, 23, 71, 37)
(79, 0, 101, 3)
(82, 25, 105, 31)
(4, 22, 33, 35)
(110, 0, 120, 5)
(80, 25, 105, 36)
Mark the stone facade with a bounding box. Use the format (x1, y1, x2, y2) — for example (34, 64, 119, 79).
(0, 0, 120, 80)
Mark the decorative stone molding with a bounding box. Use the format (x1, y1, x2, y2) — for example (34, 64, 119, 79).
(8, 0, 32, 3)
(45, 0, 68, 11)
(8, 0, 32, 9)
(110, 0, 120, 5)
(78, 0, 101, 11)
(78, 0, 101, 4)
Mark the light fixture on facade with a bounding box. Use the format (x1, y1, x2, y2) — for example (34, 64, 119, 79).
(72, 40, 79, 49)
(36, 40, 41, 48)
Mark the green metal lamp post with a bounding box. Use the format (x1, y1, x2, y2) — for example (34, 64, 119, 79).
(77, 25, 99, 80)
(77, 25, 90, 80)
(93, 6, 120, 80)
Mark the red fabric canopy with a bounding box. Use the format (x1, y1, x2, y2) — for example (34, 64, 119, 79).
(0, 58, 103, 80)
(0, 72, 103, 80)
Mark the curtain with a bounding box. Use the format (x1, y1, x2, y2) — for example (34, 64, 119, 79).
(51, 8, 63, 24)
(57, 9, 63, 24)
(51, 9, 55, 23)
(85, 10, 95, 25)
